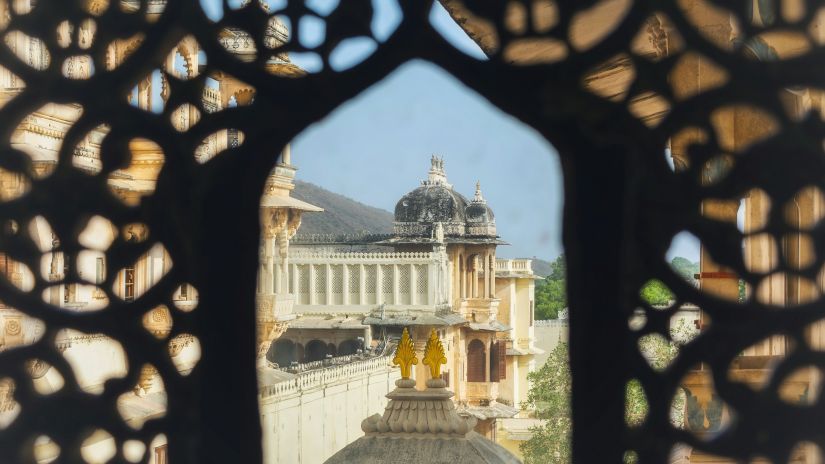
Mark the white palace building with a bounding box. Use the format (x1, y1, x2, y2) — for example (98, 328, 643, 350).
(266, 156, 542, 459)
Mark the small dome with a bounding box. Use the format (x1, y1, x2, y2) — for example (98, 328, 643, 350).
(465, 181, 496, 237)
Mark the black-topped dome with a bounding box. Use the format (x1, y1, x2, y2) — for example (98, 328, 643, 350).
(464, 181, 496, 236)
(465, 182, 495, 224)
(394, 185, 468, 223)
(393, 157, 497, 239)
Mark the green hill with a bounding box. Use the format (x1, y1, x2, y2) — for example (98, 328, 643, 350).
(291, 180, 394, 235)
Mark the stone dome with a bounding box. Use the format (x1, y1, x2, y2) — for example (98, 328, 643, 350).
(464, 181, 496, 236)
(393, 157, 497, 239)
(394, 185, 468, 224)
(465, 201, 494, 223)
(323, 378, 521, 464)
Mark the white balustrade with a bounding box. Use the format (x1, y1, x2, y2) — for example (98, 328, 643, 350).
(259, 355, 393, 398)
(495, 258, 533, 274)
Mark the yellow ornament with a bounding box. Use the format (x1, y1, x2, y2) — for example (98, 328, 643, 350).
(422, 328, 447, 379)
(393, 327, 418, 379)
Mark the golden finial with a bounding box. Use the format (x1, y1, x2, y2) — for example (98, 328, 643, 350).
(393, 327, 418, 379)
(422, 328, 447, 379)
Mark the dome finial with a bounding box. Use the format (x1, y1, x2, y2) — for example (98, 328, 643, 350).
(473, 180, 486, 203)
(425, 155, 450, 187)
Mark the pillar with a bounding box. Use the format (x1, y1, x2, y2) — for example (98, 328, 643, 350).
(342, 264, 349, 305)
(359, 264, 366, 305)
(325, 264, 332, 306)
(308, 265, 315, 305)
(392, 264, 399, 305)
(484, 336, 491, 383)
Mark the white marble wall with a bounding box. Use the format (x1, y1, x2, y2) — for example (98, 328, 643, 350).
(259, 357, 400, 464)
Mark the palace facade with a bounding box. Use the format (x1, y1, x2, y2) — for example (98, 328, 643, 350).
(271, 156, 542, 440)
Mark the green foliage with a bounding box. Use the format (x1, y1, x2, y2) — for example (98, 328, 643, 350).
(739, 279, 746, 302)
(521, 324, 693, 464)
(535, 255, 700, 318)
(670, 257, 699, 284)
(534, 255, 566, 320)
(640, 279, 673, 306)
(521, 343, 572, 463)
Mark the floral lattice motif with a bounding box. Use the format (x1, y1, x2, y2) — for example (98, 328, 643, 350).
(0, 0, 823, 462)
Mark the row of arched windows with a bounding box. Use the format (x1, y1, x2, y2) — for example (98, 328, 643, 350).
(267, 338, 362, 366)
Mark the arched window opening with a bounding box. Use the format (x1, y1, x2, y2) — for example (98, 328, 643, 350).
(305, 339, 328, 362)
(467, 339, 486, 382)
(268, 339, 297, 367)
(338, 339, 360, 356)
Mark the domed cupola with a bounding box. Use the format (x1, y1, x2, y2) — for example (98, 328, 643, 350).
(393, 156, 469, 238)
(464, 181, 496, 237)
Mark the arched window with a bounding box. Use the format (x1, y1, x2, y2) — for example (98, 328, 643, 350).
(268, 339, 298, 367)
(305, 339, 328, 362)
(338, 339, 360, 356)
(467, 339, 486, 382)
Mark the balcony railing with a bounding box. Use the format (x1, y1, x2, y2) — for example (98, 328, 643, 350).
(495, 259, 533, 274)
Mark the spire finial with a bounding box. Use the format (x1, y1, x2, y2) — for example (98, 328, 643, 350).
(393, 327, 418, 379)
(425, 155, 450, 187)
(473, 180, 485, 203)
(422, 329, 447, 379)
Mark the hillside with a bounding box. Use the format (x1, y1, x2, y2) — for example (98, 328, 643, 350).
(291, 180, 394, 235)
(529, 258, 553, 277)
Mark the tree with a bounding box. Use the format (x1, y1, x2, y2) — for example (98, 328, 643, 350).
(535, 256, 700, 318)
(534, 254, 567, 320)
(521, 324, 692, 464)
(520, 343, 572, 463)
(640, 279, 673, 306)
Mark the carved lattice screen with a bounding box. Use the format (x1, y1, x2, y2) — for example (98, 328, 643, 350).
(0, 0, 824, 462)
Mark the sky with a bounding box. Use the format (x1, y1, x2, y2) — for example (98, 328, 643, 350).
(199, 0, 701, 262)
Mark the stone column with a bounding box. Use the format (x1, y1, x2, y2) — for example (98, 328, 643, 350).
(359, 264, 366, 305)
(481, 253, 490, 298)
(392, 264, 399, 305)
(308, 265, 316, 305)
(342, 264, 349, 305)
(325, 264, 332, 306)
(410, 263, 417, 305)
(291, 263, 298, 295)
(376, 263, 383, 304)
(484, 336, 491, 383)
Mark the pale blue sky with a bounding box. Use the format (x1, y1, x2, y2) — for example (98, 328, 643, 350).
(199, 0, 700, 262)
